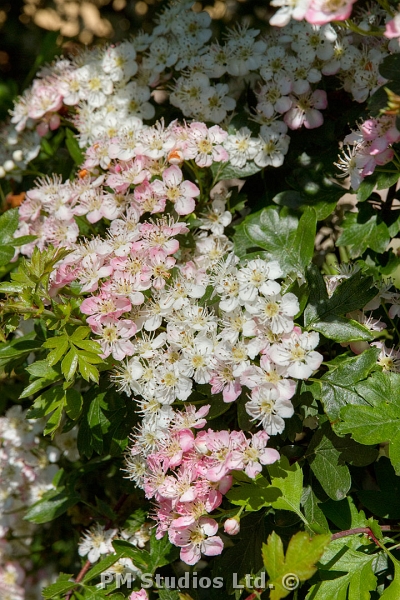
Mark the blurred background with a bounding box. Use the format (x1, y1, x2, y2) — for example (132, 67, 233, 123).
(0, 0, 270, 120)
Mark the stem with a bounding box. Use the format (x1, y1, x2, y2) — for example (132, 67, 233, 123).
(333, 19, 385, 37)
(3, 305, 84, 326)
(65, 560, 91, 600)
(64, 493, 130, 598)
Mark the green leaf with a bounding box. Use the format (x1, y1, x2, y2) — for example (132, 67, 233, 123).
(65, 388, 83, 420)
(0, 244, 16, 266)
(241, 206, 316, 275)
(336, 211, 390, 258)
(380, 563, 400, 599)
(43, 402, 65, 436)
(304, 266, 377, 329)
(306, 422, 351, 501)
(82, 552, 124, 583)
(358, 458, 400, 519)
(336, 374, 400, 474)
(78, 390, 110, 458)
(0, 208, 19, 244)
(42, 574, 76, 598)
(240, 207, 298, 273)
(211, 160, 261, 182)
(12, 234, 37, 247)
(147, 529, 180, 573)
(314, 348, 380, 420)
(305, 539, 377, 600)
(262, 531, 331, 600)
(293, 207, 317, 272)
(226, 475, 283, 511)
(44, 334, 69, 366)
(310, 317, 373, 343)
(379, 53, 400, 81)
(26, 386, 65, 419)
(321, 496, 367, 531)
(112, 540, 150, 570)
(66, 128, 84, 166)
(24, 488, 80, 523)
(61, 347, 79, 381)
(267, 456, 304, 517)
(301, 486, 329, 533)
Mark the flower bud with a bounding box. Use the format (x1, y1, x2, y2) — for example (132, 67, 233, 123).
(3, 160, 15, 172)
(224, 517, 240, 535)
(12, 150, 23, 162)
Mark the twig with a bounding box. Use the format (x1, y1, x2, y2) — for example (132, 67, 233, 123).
(65, 560, 91, 600)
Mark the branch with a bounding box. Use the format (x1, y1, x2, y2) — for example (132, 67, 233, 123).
(65, 560, 91, 600)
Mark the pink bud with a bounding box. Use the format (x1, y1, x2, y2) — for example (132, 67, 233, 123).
(224, 517, 240, 535)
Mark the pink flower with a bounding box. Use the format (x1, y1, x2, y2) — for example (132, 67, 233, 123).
(305, 0, 357, 25)
(91, 317, 136, 360)
(385, 13, 400, 39)
(184, 122, 228, 168)
(169, 517, 224, 565)
(152, 165, 200, 216)
(284, 90, 327, 130)
(130, 590, 148, 600)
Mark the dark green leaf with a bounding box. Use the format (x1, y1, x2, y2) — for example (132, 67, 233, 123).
(66, 128, 84, 166)
(336, 212, 390, 258)
(0, 208, 19, 244)
(316, 348, 379, 420)
(306, 422, 351, 500)
(0, 244, 16, 266)
(24, 488, 80, 524)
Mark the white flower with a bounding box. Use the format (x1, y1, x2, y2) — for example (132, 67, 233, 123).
(245, 386, 294, 434)
(269, 330, 323, 379)
(78, 525, 117, 563)
(223, 128, 260, 169)
(254, 126, 290, 167)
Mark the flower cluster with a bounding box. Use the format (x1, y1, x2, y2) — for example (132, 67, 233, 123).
(2, 1, 399, 180)
(336, 114, 400, 189)
(0, 406, 79, 600)
(125, 404, 280, 564)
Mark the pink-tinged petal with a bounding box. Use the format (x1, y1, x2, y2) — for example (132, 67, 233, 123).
(179, 429, 195, 452)
(172, 515, 196, 527)
(180, 545, 201, 565)
(180, 180, 200, 197)
(222, 380, 242, 403)
(199, 517, 218, 536)
(175, 196, 196, 216)
(180, 487, 197, 502)
(218, 474, 233, 494)
(374, 148, 394, 165)
(129, 590, 148, 600)
(304, 109, 324, 129)
(163, 164, 183, 187)
(311, 90, 328, 109)
(259, 448, 280, 465)
(212, 146, 229, 163)
(245, 463, 262, 479)
(370, 138, 389, 155)
(202, 535, 224, 556)
(385, 15, 400, 39)
(284, 108, 304, 130)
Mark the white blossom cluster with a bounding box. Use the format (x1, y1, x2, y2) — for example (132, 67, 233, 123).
(0, 406, 79, 600)
(1, 1, 398, 179)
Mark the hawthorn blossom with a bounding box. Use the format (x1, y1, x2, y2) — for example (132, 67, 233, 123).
(78, 525, 117, 563)
(169, 517, 223, 565)
(151, 165, 200, 215)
